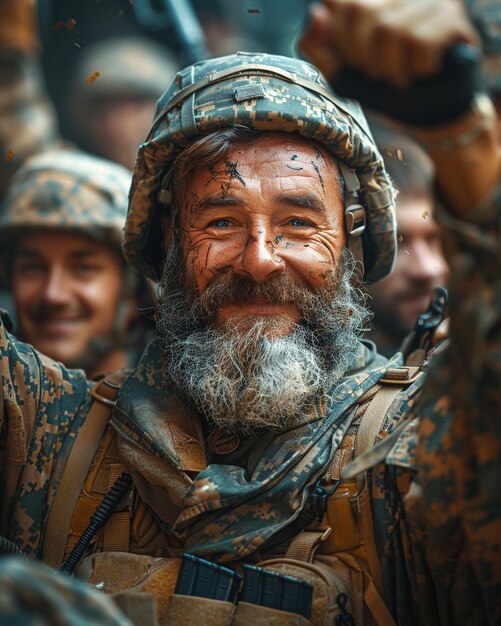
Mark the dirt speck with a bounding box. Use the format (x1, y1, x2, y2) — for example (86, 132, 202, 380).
(86, 71, 101, 85)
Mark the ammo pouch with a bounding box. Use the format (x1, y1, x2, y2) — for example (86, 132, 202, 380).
(60, 367, 419, 625)
(79, 552, 312, 626)
(78, 544, 390, 626)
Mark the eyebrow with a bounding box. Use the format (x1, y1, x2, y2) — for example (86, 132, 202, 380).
(192, 194, 246, 214)
(273, 192, 327, 213)
(192, 192, 327, 214)
(16, 248, 100, 259)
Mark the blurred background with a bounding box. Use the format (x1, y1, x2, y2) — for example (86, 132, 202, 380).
(38, 0, 312, 148)
(3, 0, 497, 359)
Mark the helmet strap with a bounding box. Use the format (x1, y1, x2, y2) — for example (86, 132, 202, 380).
(338, 163, 366, 281)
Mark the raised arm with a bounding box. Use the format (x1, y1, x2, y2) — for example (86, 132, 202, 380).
(301, 2, 501, 621)
(0, 0, 61, 198)
(299, 0, 501, 215)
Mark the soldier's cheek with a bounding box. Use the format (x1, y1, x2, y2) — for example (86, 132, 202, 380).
(186, 240, 243, 292)
(278, 232, 345, 285)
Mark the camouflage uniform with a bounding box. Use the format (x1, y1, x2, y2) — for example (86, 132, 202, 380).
(0, 52, 498, 626)
(0, 148, 156, 374)
(414, 193, 501, 624)
(0, 556, 133, 626)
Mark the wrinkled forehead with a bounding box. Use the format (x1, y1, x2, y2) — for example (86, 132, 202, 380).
(176, 132, 344, 199)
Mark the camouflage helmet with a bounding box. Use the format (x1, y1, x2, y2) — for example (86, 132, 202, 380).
(0, 148, 131, 285)
(124, 51, 397, 283)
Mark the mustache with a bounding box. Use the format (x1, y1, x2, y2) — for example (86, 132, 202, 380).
(189, 272, 341, 322)
(23, 302, 89, 322)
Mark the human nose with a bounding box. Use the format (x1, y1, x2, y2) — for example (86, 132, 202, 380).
(40, 267, 72, 305)
(407, 241, 447, 283)
(233, 229, 285, 283)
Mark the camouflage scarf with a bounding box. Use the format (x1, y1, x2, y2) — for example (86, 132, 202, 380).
(112, 337, 392, 562)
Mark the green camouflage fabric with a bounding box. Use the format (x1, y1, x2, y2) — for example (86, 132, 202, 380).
(0, 148, 132, 287)
(0, 315, 93, 556)
(364, 185, 501, 625)
(124, 52, 397, 284)
(0, 556, 133, 626)
(0, 56, 61, 199)
(110, 337, 390, 561)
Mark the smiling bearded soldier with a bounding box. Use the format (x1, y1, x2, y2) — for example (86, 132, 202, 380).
(0, 17, 499, 623)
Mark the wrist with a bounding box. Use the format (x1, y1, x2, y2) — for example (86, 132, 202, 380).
(408, 93, 500, 216)
(0, 0, 39, 56)
(409, 93, 497, 153)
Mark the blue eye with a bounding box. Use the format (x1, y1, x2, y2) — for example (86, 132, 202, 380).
(209, 218, 232, 228)
(288, 218, 311, 227)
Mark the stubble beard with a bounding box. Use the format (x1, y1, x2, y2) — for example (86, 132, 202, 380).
(157, 241, 370, 435)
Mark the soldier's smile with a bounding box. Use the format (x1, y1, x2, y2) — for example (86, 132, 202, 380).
(12, 230, 126, 366)
(168, 133, 346, 337)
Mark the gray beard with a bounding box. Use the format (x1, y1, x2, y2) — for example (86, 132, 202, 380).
(157, 242, 370, 435)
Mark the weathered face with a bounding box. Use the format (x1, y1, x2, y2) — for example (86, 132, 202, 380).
(12, 230, 125, 366)
(172, 133, 346, 334)
(368, 197, 449, 338)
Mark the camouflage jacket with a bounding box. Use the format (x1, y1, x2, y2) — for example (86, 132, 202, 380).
(372, 184, 501, 625)
(0, 318, 391, 559)
(1, 192, 499, 626)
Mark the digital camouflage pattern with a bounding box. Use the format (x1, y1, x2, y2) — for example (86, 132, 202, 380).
(415, 186, 501, 624)
(0, 313, 92, 556)
(362, 183, 501, 625)
(124, 52, 397, 284)
(0, 556, 132, 626)
(111, 337, 390, 561)
(0, 148, 132, 287)
(0, 306, 393, 563)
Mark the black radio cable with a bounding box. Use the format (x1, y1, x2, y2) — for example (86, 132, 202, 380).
(59, 472, 132, 575)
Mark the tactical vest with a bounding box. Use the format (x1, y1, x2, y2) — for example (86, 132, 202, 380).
(41, 366, 420, 626)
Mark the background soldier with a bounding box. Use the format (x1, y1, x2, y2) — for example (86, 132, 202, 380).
(366, 124, 449, 356)
(0, 148, 154, 377)
(65, 36, 178, 170)
(0, 1, 499, 625)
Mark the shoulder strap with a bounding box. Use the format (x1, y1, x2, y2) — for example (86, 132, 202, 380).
(284, 367, 418, 626)
(288, 365, 420, 561)
(42, 370, 130, 569)
(353, 366, 419, 484)
(325, 365, 419, 483)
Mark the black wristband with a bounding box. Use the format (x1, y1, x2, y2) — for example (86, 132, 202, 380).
(331, 43, 485, 127)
